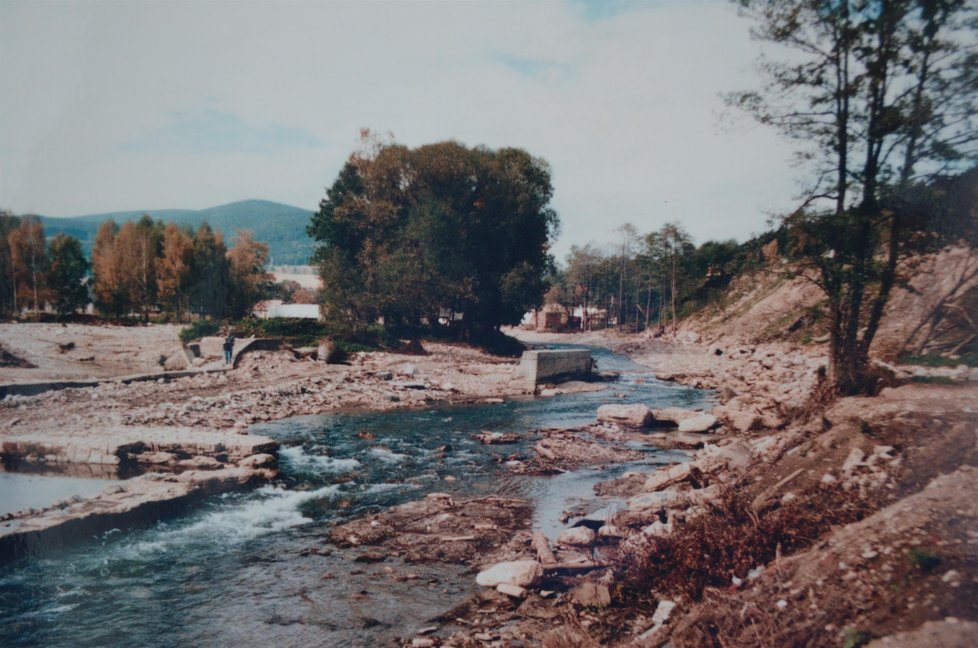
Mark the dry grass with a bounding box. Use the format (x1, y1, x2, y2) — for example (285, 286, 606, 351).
(614, 483, 879, 604)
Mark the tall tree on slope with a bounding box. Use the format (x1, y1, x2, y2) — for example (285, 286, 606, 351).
(732, 0, 978, 394)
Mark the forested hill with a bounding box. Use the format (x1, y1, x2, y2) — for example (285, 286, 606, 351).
(39, 199, 315, 265)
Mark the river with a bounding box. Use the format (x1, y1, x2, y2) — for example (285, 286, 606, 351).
(0, 345, 710, 647)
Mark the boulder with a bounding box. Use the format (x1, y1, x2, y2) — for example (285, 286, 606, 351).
(163, 352, 189, 371)
(597, 404, 652, 427)
(677, 414, 718, 433)
(571, 582, 611, 607)
(317, 338, 345, 364)
(643, 463, 693, 492)
(650, 407, 702, 426)
(557, 527, 596, 546)
(239, 453, 276, 469)
(475, 560, 542, 588)
(496, 583, 527, 598)
(177, 455, 223, 469)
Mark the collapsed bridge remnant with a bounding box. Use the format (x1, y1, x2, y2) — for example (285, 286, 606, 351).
(518, 349, 592, 389)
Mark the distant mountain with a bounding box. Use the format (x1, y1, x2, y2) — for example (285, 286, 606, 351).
(39, 199, 316, 265)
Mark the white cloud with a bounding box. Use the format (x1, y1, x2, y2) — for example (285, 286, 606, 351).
(0, 0, 799, 259)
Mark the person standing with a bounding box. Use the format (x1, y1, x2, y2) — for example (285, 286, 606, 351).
(223, 333, 235, 365)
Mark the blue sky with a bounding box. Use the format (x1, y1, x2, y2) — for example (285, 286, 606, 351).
(0, 0, 799, 260)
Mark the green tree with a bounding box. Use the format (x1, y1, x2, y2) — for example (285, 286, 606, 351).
(732, 0, 978, 394)
(187, 223, 230, 319)
(47, 233, 90, 315)
(310, 138, 559, 341)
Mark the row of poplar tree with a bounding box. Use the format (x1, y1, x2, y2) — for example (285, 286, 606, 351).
(0, 212, 272, 320)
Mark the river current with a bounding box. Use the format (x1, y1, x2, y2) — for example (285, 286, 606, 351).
(0, 345, 710, 647)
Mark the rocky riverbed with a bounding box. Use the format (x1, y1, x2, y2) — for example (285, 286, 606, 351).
(3, 322, 977, 646)
(402, 328, 978, 648)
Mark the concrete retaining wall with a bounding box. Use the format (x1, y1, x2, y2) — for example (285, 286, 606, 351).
(518, 349, 592, 388)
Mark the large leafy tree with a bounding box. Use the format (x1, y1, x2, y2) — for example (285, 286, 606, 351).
(732, 0, 978, 394)
(47, 233, 89, 315)
(309, 138, 559, 339)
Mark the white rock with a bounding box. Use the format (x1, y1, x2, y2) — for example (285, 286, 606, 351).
(475, 560, 542, 588)
(842, 447, 866, 473)
(677, 414, 718, 433)
(651, 599, 676, 626)
(642, 520, 673, 537)
(598, 525, 623, 538)
(643, 463, 692, 492)
(557, 527, 596, 546)
(496, 583, 527, 598)
(941, 569, 961, 584)
(596, 404, 652, 427)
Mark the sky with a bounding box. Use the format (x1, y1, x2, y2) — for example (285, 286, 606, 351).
(0, 0, 802, 260)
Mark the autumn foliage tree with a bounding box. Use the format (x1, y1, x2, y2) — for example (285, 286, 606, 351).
(227, 229, 273, 318)
(8, 216, 49, 315)
(156, 223, 194, 318)
(90, 216, 270, 321)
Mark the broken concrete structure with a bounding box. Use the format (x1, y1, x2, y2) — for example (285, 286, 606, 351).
(517, 349, 592, 389)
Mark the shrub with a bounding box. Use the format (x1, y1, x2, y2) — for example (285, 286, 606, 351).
(179, 320, 221, 343)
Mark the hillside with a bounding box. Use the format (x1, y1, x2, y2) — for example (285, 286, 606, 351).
(38, 199, 316, 265)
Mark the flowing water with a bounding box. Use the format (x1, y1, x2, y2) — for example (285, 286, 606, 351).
(0, 346, 711, 647)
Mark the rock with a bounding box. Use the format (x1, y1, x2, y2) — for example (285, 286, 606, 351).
(723, 408, 761, 432)
(163, 352, 189, 371)
(557, 527, 596, 546)
(650, 407, 702, 425)
(643, 462, 693, 492)
(137, 451, 177, 465)
(866, 619, 978, 648)
(598, 525, 623, 538)
(411, 639, 435, 648)
(627, 491, 670, 513)
(842, 447, 866, 473)
(596, 404, 652, 427)
(177, 455, 223, 469)
(638, 599, 677, 641)
(317, 339, 345, 364)
(571, 582, 611, 607)
(399, 363, 419, 377)
(496, 583, 527, 598)
(239, 453, 276, 469)
(677, 414, 718, 433)
(642, 520, 673, 537)
(475, 560, 542, 588)
(475, 431, 518, 445)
